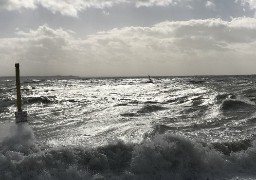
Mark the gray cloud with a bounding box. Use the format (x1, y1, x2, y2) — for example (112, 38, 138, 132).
(1, 17, 256, 76)
(0, 0, 254, 17)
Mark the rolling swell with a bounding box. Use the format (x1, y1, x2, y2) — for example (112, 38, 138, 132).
(220, 99, 255, 111)
(212, 138, 252, 155)
(137, 104, 167, 114)
(243, 88, 256, 97)
(121, 104, 167, 117)
(0, 98, 15, 108)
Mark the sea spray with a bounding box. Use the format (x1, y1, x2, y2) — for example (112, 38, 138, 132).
(0, 122, 40, 154)
(229, 139, 256, 175)
(1, 131, 256, 179)
(0, 123, 14, 142)
(130, 134, 227, 180)
(0, 122, 40, 179)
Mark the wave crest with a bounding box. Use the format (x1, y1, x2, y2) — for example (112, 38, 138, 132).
(137, 105, 166, 114)
(220, 99, 255, 111)
(131, 134, 225, 179)
(24, 96, 56, 104)
(1, 127, 256, 180)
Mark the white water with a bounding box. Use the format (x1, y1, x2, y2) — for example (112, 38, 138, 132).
(1, 76, 256, 179)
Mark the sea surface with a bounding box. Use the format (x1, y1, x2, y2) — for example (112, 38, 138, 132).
(1, 75, 256, 180)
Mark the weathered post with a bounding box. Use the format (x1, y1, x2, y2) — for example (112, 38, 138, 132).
(15, 63, 27, 123)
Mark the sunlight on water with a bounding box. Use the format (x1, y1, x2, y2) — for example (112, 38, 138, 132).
(1, 76, 256, 146)
(1, 76, 256, 179)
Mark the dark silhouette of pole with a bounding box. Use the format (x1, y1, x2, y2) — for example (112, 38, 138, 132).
(15, 63, 27, 123)
(15, 63, 22, 112)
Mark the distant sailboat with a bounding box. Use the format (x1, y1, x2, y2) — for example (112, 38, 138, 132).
(147, 75, 153, 83)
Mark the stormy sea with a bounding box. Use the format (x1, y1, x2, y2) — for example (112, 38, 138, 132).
(1, 75, 256, 180)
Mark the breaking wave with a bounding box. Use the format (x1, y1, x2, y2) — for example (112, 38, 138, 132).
(0, 123, 39, 155)
(220, 99, 255, 111)
(215, 93, 236, 102)
(212, 138, 253, 155)
(24, 96, 56, 104)
(1, 124, 256, 180)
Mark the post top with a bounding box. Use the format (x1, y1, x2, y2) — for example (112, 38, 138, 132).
(15, 63, 19, 67)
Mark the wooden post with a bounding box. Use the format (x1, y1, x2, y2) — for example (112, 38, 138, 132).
(15, 63, 27, 123)
(15, 63, 22, 112)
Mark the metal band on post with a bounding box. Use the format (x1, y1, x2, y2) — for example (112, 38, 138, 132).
(15, 63, 27, 123)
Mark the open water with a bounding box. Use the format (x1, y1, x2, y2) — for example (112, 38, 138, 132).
(1, 75, 256, 180)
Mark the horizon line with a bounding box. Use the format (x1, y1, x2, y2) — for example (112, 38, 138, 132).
(1, 74, 256, 78)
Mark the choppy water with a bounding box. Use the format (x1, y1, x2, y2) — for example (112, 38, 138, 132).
(1, 75, 256, 180)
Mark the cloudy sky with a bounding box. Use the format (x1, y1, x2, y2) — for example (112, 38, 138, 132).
(1, 0, 256, 76)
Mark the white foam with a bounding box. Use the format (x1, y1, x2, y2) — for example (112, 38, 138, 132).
(0, 122, 14, 142)
(0, 122, 39, 154)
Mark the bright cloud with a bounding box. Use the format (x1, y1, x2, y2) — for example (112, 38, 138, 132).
(242, 0, 256, 9)
(1, 17, 256, 76)
(205, 1, 215, 9)
(0, 0, 36, 11)
(0, 0, 121, 16)
(135, 0, 176, 7)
